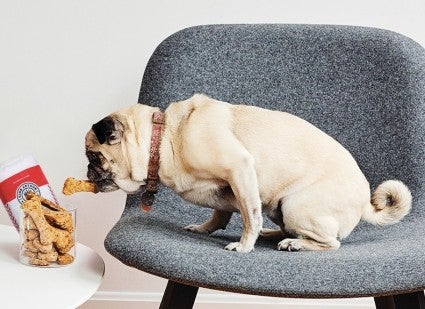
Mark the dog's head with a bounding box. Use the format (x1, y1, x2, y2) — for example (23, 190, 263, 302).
(85, 105, 154, 193)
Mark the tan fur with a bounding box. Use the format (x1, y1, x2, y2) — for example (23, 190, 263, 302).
(86, 94, 412, 252)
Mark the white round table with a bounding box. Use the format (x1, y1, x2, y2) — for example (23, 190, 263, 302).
(0, 224, 105, 309)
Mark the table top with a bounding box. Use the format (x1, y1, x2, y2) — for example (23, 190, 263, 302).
(0, 224, 105, 309)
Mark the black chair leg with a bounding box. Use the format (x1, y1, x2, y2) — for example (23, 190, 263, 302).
(159, 280, 199, 309)
(374, 291, 425, 309)
(374, 295, 396, 309)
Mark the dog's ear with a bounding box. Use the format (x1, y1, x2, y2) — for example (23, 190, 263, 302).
(91, 116, 124, 145)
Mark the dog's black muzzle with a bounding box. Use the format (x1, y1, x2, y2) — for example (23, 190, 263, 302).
(87, 162, 119, 192)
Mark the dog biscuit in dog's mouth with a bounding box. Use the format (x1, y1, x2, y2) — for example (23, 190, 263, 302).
(62, 177, 98, 195)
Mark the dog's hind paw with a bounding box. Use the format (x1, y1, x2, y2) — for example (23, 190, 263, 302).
(277, 239, 302, 252)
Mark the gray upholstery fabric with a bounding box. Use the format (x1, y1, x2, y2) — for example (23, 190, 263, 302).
(105, 24, 425, 297)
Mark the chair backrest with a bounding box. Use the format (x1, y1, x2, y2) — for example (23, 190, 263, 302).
(138, 24, 425, 215)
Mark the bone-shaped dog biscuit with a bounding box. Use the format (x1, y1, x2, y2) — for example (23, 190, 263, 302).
(26, 191, 67, 212)
(21, 196, 54, 245)
(57, 253, 74, 265)
(62, 177, 97, 195)
(50, 225, 75, 254)
(44, 209, 74, 232)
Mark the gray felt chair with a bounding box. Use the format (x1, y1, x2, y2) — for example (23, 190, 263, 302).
(104, 24, 425, 308)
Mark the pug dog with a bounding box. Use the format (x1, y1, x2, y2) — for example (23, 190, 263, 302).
(85, 94, 412, 253)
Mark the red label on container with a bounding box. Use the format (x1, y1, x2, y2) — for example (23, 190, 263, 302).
(0, 165, 48, 204)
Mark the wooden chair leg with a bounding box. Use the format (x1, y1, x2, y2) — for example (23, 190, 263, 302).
(159, 280, 199, 309)
(374, 291, 425, 309)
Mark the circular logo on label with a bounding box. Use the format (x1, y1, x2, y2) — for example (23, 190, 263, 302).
(16, 182, 41, 204)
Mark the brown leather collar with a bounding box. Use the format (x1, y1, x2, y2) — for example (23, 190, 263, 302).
(140, 111, 165, 212)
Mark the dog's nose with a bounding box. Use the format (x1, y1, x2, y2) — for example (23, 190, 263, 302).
(87, 163, 101, 181)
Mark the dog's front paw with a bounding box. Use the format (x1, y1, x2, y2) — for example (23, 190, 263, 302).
(277, 238, 303, 252)
(184, 224, 210, 234)
(224, 242, 254, 253)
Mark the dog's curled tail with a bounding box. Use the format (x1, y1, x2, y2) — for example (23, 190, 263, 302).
(363, 180, 412, 225)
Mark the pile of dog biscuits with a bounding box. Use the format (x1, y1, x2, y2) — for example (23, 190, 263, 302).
(20, 193, 74, 266)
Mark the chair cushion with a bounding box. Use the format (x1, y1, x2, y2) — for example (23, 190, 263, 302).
(105, 24, 425, 297)
(105, 188, 425, 297)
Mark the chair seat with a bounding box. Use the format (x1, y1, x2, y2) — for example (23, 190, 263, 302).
(105, 186, 425, 298)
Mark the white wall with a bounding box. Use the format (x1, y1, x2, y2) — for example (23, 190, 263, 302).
(1, 0, 424, 308)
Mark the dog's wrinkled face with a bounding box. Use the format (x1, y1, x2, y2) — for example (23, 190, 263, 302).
(85, 114, 146, 193)
(85, 116, 123, 192)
